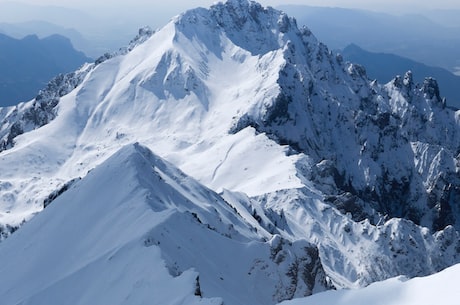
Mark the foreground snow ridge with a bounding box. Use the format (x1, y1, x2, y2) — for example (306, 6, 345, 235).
(0, 143, 329, 305)
(281, 263, 460, 305)
(0, 0, 459, 304)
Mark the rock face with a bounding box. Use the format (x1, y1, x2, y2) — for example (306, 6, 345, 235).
(0, 66, 91, 151)
(0, 0, 459, 302)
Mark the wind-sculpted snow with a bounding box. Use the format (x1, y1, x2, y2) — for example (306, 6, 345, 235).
(0, 0, 459, 303)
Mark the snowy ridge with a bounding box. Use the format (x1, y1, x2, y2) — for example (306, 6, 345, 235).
(0, 25, 154, 155)
(0, 0, 459, 303)
(94, 26, 155, 65)
(0, 143, 329, 305)
(0, 64, 92, 152)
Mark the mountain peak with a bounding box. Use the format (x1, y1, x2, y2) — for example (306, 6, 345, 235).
(174, 0, 302, 56)
(213, 0, 294, 34)
(218, 0, 263, 12)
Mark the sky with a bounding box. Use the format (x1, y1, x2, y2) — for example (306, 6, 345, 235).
(1, 0, 460, 12)
(1, 0, 459, 57)
(0, 0, 458, 31)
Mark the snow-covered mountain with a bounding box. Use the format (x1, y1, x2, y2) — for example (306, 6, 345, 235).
(0, 0, 459, 303)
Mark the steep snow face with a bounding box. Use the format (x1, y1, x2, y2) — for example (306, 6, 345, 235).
(0, 143, 330, 305)
(0, 0, 459, 297)
(280, 263, 460, 305)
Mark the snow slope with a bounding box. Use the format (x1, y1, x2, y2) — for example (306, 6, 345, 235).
(0, 0, 459, 300)
(0, 143, 329, 305)
(0, 0, 306, 232)
(280, 263, 460, 305)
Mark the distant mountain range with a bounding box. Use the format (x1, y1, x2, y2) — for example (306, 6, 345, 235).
(341, 44, 460, 109)
(0, 1, 170, 58)
(0, 20, 94, 56)
(0, 33, 91, 106)
(277, 5, 460, 74)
